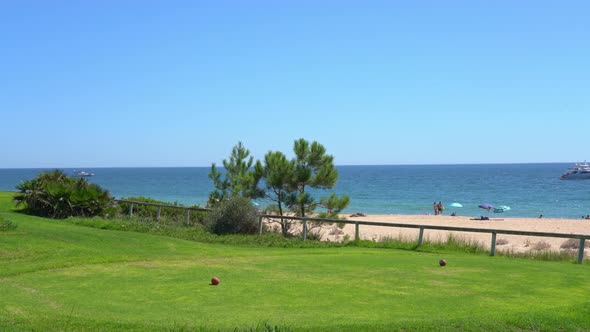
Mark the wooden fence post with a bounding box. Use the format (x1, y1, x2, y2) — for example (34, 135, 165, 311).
(417, 227, 424, 246)
(355, 222, 359, 241)
(578, 238, 585, 264)
(129, 203, 134, 217)
(302, 219, 307, 241)
(156, 206, 161, 220)
(185, 209, 190, 225)
(491, 232, 497, 256)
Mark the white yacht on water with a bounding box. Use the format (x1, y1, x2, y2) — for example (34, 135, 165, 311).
(560, 161, 590, 180)
(73, 170, 94, 177)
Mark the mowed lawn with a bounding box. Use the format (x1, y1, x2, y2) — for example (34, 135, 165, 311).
(1, 192, 590, 331)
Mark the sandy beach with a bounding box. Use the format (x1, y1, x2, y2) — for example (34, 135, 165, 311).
(316, 214, 590, 255)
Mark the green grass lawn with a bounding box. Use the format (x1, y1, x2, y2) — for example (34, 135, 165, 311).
(1, 191, 590, 331)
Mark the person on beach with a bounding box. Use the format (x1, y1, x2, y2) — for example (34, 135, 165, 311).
(437, 201, 444, 215)
(433, 202, 438, 215)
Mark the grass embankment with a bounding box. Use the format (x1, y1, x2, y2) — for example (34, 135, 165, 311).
(1, 191, 590, 331)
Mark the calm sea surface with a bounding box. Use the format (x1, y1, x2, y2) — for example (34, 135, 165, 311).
(1, 164, 589, 219)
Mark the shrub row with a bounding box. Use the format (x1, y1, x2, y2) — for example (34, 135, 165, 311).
(115, 196, 207, 226)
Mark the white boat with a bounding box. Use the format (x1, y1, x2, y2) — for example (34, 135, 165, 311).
(560, 161, 590, 180)
(73, 170, 94, 177)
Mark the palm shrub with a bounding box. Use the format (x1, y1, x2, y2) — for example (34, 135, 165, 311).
(204, 196, 259, 235)
(14, 170, 114, 218)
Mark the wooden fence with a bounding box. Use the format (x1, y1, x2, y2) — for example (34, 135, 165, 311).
(114, 199, 210, 224)
(259, 214, 590, 264)
(109, 201, 590, 264)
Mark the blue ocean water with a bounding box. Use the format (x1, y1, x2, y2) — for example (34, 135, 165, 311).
(1, 164, 589, 219)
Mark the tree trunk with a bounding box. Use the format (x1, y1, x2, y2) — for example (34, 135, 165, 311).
(278, 201, 288, 237)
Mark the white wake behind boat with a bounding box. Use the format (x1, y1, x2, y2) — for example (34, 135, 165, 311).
(560, 161, 590, 180)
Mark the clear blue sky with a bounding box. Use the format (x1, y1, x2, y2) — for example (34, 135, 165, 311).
(1, 1, 589, 168)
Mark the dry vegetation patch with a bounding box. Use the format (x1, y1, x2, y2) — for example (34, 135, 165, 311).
(560, 238, 590, 250)
(495, 238, 509, 246)
(531, 241, 551, 251)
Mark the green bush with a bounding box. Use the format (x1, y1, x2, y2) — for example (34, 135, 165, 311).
(204, 196, 259, 235)
(13, 169, 114, 219)
(0, 215, 17, 231)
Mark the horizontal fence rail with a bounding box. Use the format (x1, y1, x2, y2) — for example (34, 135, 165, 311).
(260, 214, 590, 264)
(114, 199, 210, 211)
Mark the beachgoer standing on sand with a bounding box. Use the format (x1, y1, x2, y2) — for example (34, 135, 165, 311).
(437, 201, 444, 215)
(433, 202, 438, 215)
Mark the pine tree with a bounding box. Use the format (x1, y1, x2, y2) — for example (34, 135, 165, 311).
(287, 138, 339, 218)
(262, 151, 294, 236)
(208, 142, 263, 207)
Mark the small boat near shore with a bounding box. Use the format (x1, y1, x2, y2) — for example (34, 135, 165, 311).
(560, 161, 590, 180)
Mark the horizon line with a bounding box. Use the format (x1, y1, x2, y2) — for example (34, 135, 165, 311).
(0, 161, 576, 170)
